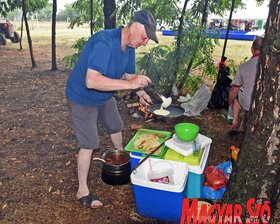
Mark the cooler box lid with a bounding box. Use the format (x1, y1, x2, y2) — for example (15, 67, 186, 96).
(164, 147, 204, 166)
(165, 133, 212, 157)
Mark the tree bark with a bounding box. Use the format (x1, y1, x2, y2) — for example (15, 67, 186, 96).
(51, 0, 58, 70)
(173, 0, 190, 89)
(103, 0, 116, 29)
(90, 0, 93, 36)
(22, 0, 36, 67)
(222, 0, 280, 221)
(20, 13, 23, 50)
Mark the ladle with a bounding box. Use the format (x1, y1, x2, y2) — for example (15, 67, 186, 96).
(92, 157, 114, 164)
(150, 84, 172, 108)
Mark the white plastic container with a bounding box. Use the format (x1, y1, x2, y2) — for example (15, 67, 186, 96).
(147, 160, 174, 184)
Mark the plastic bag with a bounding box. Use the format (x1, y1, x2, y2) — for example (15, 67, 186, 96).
(180, 84, 211, 117)
(201, 161, 232, 200)
(215, 161, 232, 175)
(204, 166, 228, 190)
(208, 64, 232, 109)
(201, 186, 226, 200)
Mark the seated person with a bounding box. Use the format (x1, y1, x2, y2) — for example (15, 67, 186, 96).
(228, 37, 264, 135)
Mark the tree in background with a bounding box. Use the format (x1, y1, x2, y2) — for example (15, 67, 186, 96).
(51, 0, 57, 70)
(103, 0, 116, 29)
(22, 0, 36, 67)
(70, 0, 103, 31)
(37, 4, 53, 21)
(56, 3, 78, 22)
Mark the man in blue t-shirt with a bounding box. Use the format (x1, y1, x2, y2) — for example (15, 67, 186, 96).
(65, 10, 158, 209)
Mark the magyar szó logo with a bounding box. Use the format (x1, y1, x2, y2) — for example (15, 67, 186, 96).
(180, 198, 271, 223)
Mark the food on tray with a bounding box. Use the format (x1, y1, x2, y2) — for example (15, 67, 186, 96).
(154, 107, 170, 116)
(133, 133, 161, 151)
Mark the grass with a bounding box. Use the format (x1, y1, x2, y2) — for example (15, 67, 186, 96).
(9, 21, 253, 71)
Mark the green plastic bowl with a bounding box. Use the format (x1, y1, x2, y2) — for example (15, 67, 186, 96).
(175, 123, 200, 142)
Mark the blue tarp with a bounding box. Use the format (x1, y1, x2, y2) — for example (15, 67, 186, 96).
(162, 29, 256, 41)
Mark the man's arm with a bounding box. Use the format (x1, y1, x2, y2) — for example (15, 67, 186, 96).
(85, 69, 151, 91)
(124, 73, 152, 106)
(228, 85, 241, 107)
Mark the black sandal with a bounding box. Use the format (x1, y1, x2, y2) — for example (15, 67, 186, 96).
(78, 193, 103, 209)
(228, 128, 239, 136)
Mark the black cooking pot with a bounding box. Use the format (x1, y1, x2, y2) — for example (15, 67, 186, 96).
(93, 150, 131, 185)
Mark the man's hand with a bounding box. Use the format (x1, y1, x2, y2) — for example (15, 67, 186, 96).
(136, 90, 152, 106)
(129, 75, 151, 89)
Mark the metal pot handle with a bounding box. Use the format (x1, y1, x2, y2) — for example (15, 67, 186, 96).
(92, 158, 106, 163)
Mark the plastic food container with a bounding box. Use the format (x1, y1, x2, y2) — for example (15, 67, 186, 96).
(147, 160, 174, 184)
(124, 129, 172, 157)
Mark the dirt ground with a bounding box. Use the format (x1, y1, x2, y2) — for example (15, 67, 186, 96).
(0, 45, 245, 224)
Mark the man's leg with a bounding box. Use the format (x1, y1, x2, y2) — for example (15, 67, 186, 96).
(68, 101, 103, 208)
(110, 132, 123, 150)
(76, 148, 103, 207)
(231, 98, 241, 130)
(99, 97, 124, 150)
(239, 111, 248, 132)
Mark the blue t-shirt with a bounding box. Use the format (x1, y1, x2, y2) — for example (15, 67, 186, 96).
(66, 26, 135, 105)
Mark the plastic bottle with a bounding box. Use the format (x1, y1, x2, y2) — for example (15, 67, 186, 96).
(192, 140, 201, 157)
(227, 106, 234, 121)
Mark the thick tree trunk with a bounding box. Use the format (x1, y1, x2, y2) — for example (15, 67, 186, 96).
(103, 0, 116, 29)
(222, 0, 280, 222)
(22, 0, 36, 67)
(51, 0, 58, 71)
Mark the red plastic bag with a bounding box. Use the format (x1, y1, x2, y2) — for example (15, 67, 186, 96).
(204, 166, 228, 190)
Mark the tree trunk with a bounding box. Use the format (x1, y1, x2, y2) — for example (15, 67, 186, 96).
(177, 0, 209, 90)
(172, 0, 190, 90)
(90, 0, 93, 35)
(51, 0, 58, 71)
(222, 0, 280, 222)
(22, 0, 36, 67)
(103, 0, 116, 29)
(20, 13, 23, 50)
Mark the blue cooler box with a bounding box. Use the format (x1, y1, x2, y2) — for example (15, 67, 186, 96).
(164, 134, 212, 198)
(131, 158, 189, 223)
(130, 152, 142, 170)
